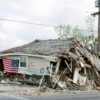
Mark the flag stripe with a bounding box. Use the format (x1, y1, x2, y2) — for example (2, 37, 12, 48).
(3, 58, 19, 73)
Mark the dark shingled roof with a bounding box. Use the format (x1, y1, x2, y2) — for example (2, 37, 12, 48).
(0, 38, 76, 56)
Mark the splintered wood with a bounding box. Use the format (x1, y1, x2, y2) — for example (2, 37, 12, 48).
(56, 39, 100, 90)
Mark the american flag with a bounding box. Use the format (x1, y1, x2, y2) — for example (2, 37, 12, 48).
(3, 58, 19, 73)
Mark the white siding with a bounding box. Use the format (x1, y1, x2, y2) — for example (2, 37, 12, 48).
(19, 56, 50, 75)
(2, 55, 51, 75)
(28, 56, 50, 70)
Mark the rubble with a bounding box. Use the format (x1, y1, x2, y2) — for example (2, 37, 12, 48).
(56, 39, 100, 90)
(39, 39, 100, 92)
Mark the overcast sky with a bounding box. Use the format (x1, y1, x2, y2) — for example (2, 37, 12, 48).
(0, 0, 98, 50)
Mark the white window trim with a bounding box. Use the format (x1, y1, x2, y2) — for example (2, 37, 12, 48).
(19, 56, 28, 68)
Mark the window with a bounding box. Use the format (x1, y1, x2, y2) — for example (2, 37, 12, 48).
(12, 59, 19, 67)
(20, 56, 27, 67)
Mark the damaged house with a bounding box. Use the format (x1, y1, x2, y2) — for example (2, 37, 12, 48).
(0, 38, 100, 90)
(0, 39, 74, 81)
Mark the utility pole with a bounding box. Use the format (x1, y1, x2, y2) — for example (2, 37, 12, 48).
(98, 6, 100, 55)
(92, 0, 100, 55)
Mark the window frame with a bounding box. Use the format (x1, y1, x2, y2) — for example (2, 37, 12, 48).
(19, 56, 28, 68)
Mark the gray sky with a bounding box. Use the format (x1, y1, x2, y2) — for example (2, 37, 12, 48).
(0, 0, 98, 50)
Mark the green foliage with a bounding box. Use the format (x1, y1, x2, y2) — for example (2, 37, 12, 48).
(85, 16, 95, 33)
(72, 26, 84, 41)
(55, 25, 84, 41)
(55, 25, 72, 39)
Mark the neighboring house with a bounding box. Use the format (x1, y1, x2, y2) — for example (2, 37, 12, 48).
(0, 38, 75, 76)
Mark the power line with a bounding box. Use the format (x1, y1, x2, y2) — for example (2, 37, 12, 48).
(0, 18, 98, 32)
(0, 18, 56, 27)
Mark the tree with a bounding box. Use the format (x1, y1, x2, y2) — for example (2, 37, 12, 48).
(86, 15, 95, 34)
(85, 15, 95, 44)
(72, 26, 84, 41)
(55, 25, 84, 42)
(55, 25, 72, 39)
(85, 15, 97, 52)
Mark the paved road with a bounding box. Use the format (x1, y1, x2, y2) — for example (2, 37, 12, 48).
(0, 91, 100, 100)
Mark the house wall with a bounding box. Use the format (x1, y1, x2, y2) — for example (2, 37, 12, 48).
(19, 56, 50, 75)
(2, 55, 51, 75)
(28, 56, 50, 70)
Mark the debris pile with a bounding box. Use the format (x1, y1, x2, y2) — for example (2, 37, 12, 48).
(56, 39, 100, 90)
(40, 39, 100, 91)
